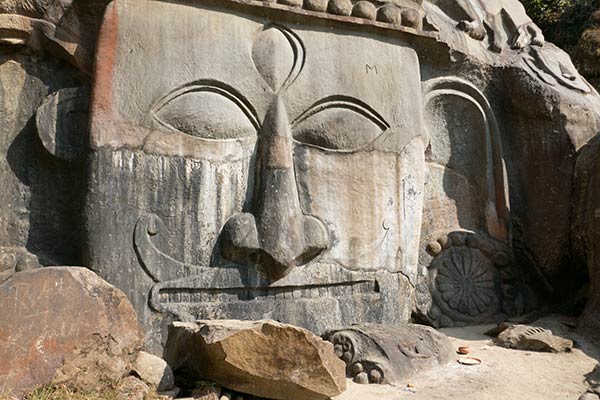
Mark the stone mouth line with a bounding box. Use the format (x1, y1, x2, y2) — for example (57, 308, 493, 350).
(156, 280, 379, 303)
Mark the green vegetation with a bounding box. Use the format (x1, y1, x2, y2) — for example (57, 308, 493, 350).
(521, 0, 598, 52)
(521, 0, 600, 88)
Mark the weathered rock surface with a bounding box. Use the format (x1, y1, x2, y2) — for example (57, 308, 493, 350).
(164, 320, 346, 400)
(323, 324, 455, 385)
(0, 267, 143, 397)
(132, 351, 174, 391)
(573, 134, 600, 338)
(492, 324, 573, 353)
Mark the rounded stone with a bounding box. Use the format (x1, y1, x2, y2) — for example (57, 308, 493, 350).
(342, 351, 353, 363)
(465, 234, 479, 248)
(351, 1, 376, 20)
(438, 235, 450, 249)
(452, 232, 467, 246)
(0, 253, 17, 272)
(133, 351, 175, 391)
(494, 251, 509, 266)
(429, 304, 442, 319)
(334, 344, 344, 358)
(427, 240, 442, 255)
(439, 315, 455, 327)
(304, 0, 328, 12)
(354, 372, 369, 384)
(368, 369, 382, 384)
(352, 363, 364, 374)
(376, 5, 402, 24)
(401, 8, 421, 29)
(278, 0, 302, 6)
(579, 393, 600, 400)
(328, 0, 352, 16)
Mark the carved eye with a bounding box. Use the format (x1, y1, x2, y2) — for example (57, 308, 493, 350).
(292, 97, 389, 151)
(152, 84, 259, 140)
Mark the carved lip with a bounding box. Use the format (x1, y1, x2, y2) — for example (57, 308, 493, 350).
(154, 280, 380, 304)
(148, 271, 385, 315)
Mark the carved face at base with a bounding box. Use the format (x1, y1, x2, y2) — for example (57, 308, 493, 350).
(87, 0, 424, 340)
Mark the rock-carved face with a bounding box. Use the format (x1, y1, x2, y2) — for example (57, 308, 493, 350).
(87, 0, 425, 338)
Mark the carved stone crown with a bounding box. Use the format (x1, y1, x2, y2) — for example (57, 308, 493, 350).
(212, 0, 438, 37)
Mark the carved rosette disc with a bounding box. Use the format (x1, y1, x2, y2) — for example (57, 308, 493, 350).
(432, 247, 499, 317)
(425, 232, 512, 327)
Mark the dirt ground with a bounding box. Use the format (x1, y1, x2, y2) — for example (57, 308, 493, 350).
(334, 317, 599, 400)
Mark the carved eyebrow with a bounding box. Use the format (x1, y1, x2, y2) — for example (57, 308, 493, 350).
(291, 95, 390, 130)
(151, 79, 260, 130)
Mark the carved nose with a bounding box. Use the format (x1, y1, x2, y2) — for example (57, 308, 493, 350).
(221, 96, 329, 280)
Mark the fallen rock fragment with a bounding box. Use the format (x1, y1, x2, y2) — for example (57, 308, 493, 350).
(322, 324, 455, 385)
(132, 351, 174, 391)
(164, 319, 346, 400)
(492, 324, 573, 352)
(0, 267, 143, 398)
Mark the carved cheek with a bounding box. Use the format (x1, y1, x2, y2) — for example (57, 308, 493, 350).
(294, 147, 403, 271)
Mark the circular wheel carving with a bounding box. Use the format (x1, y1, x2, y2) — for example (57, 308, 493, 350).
(433, 247, 498, 316)
(427, 233, 505, 326)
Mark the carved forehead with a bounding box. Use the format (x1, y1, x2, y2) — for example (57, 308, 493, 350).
(108, 0, 421, 130)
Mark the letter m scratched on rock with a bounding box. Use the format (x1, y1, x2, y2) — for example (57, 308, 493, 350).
(366, 64, 378, 74)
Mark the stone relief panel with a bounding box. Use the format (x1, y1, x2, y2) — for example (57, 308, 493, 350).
(323, 323, 455, 385)
(415, 77, 522, 327)
(87, 0, 425, 349)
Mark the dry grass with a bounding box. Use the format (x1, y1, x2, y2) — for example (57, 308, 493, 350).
(0, 382, 158, 400)
(0, 384, 119, 400)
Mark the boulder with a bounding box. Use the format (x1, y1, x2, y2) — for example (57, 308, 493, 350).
(573, 135, 600, 338)
(493, 324, 573, 353)
(132, 351, 174, 391)
(164, 320, 346, 400)
(0, 267, 143, 398)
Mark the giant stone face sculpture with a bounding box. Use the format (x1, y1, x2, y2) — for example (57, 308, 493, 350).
(2, 0, 600, 355)
(87, 0, 426, 347)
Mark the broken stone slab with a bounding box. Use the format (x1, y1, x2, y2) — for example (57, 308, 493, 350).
(0, 267, 143, 398)
(490, 324, 573, 352)
(322, 324, 455, 385)
(164, 319, 346, 400)
(132, 351, 174, 391)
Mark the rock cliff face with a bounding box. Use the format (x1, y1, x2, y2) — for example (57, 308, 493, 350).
(0, 0, 598, 352)
(573, 134, 600, 337)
